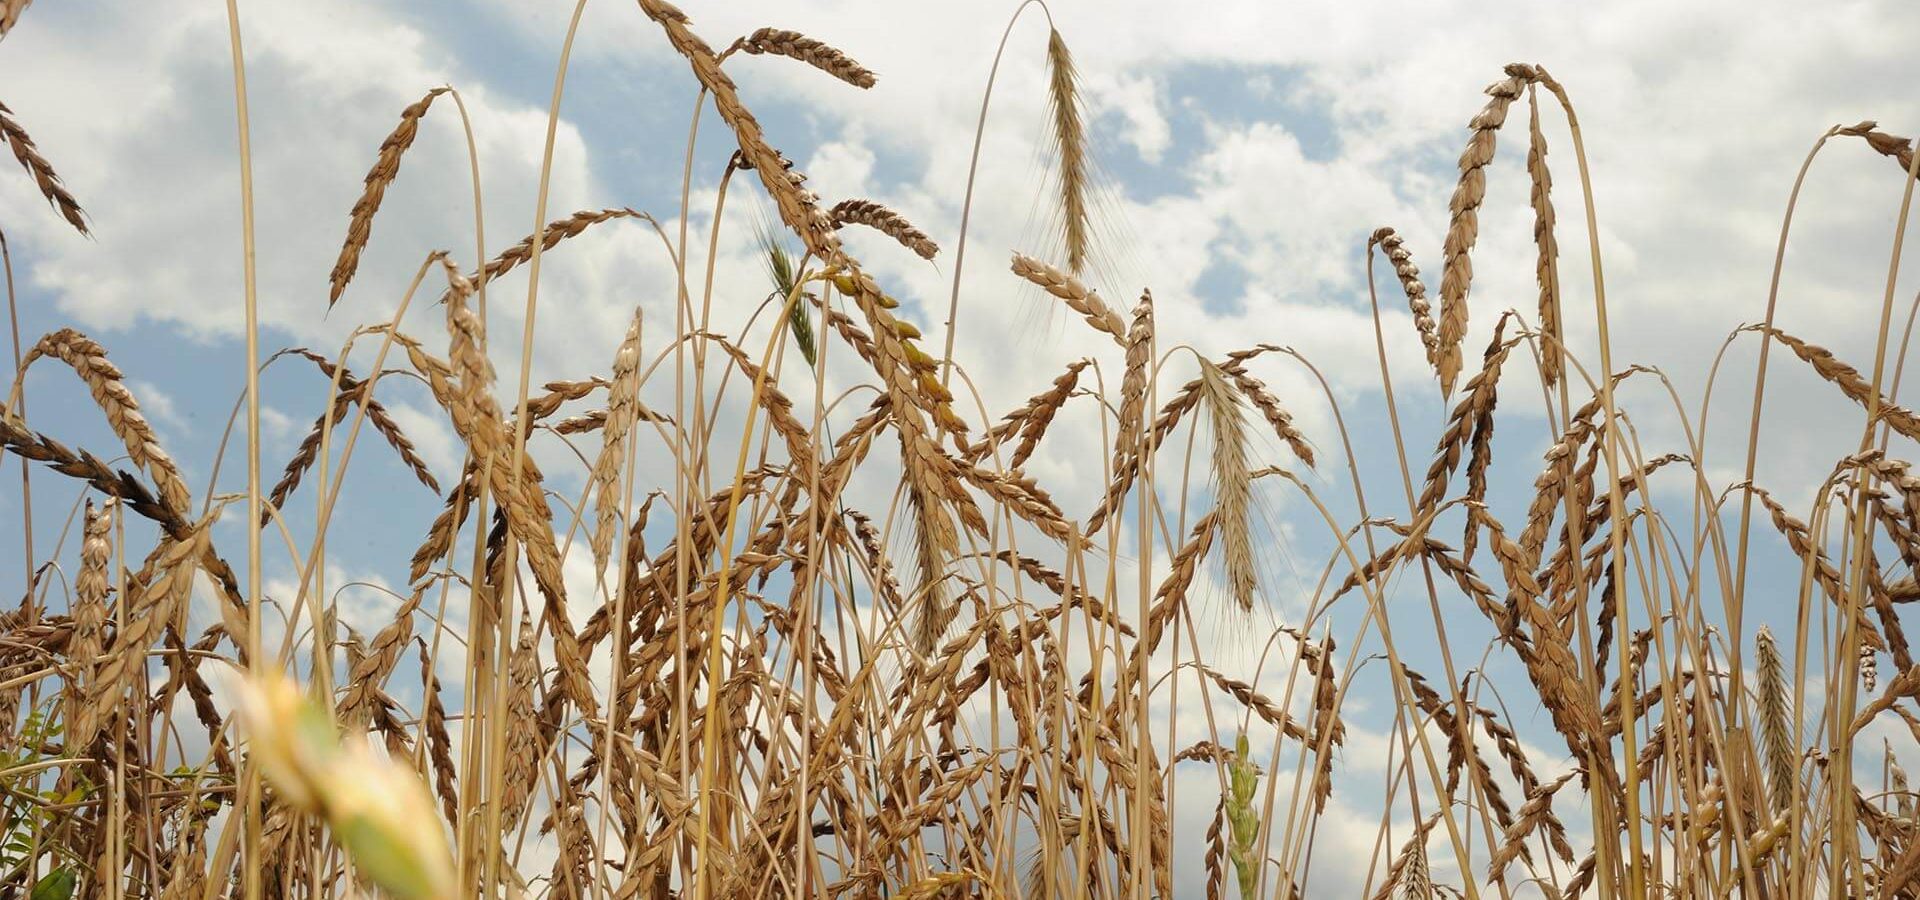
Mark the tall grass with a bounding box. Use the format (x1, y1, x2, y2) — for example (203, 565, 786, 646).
(0, 1, 1916, 898)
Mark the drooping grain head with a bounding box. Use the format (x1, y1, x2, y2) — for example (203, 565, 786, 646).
(1525, 84, 1563, 388)
(1435, 68, 1534, 396)
(1371, 226, 1439, 374)
(830, 198, 939, 261)
(738, 27, 878, 89)
(329, 87, 449, 308)
(0, 100, 87, 235)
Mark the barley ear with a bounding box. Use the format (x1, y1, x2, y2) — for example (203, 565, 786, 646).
(1046, 28, 1091, 275)
(1755, 625, 1797, 816)
(1200, 359, 1257, 614)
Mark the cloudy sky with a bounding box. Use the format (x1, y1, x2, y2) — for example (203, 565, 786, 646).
(1, 0, 1916, 893)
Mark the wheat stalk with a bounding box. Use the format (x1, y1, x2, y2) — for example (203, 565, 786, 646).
(279, 348, 440, 494)
(437, 257, 600, 723)
(1461, 316, 1512, 562)
(266, 382, 438, 522)
(0, 415, 180, 534)
(456, 207, 645, 303)
(1220, 346, 1317, 467)
(415, 639, 458, 827)
(72, 514, 211, 754)
(1419, 329, 1518, 515)
(1375, 814, 1440, 900)
(1838, 120, 1920, 179)
(1225, 733, 1261, 900)
(1488, 771, 1577, 882)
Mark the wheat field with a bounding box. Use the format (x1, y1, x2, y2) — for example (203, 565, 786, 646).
(0, 0, 1915, 897)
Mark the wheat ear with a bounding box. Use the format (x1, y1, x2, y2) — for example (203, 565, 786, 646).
(1526, 84, 1563, 387)
(1371, 227, 1438, 373)
(592, 308, 644, 576)
(737, 27, 877, 88)
(0, 100, 86, 235)
(0, 0, 31, 38)
(830, 198, 939, 260)
(1436, 67, 1533, 395)
(1011, 252, 1128, 344)
(1838, 120, 1920, 179)
(14, 328, 190, 515)
(66, 499, 112, 728)
(329, 87, 449, 308)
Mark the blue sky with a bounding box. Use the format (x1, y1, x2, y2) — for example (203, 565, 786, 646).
(1, 0, 1917, 892)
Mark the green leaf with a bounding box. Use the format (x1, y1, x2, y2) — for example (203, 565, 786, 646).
(30, 868, 76, 900)
(756, 220, 816, 367)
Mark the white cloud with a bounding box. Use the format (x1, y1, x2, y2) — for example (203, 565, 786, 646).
(3, 0, 1915, 895)
(127, 377, 185, 429)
